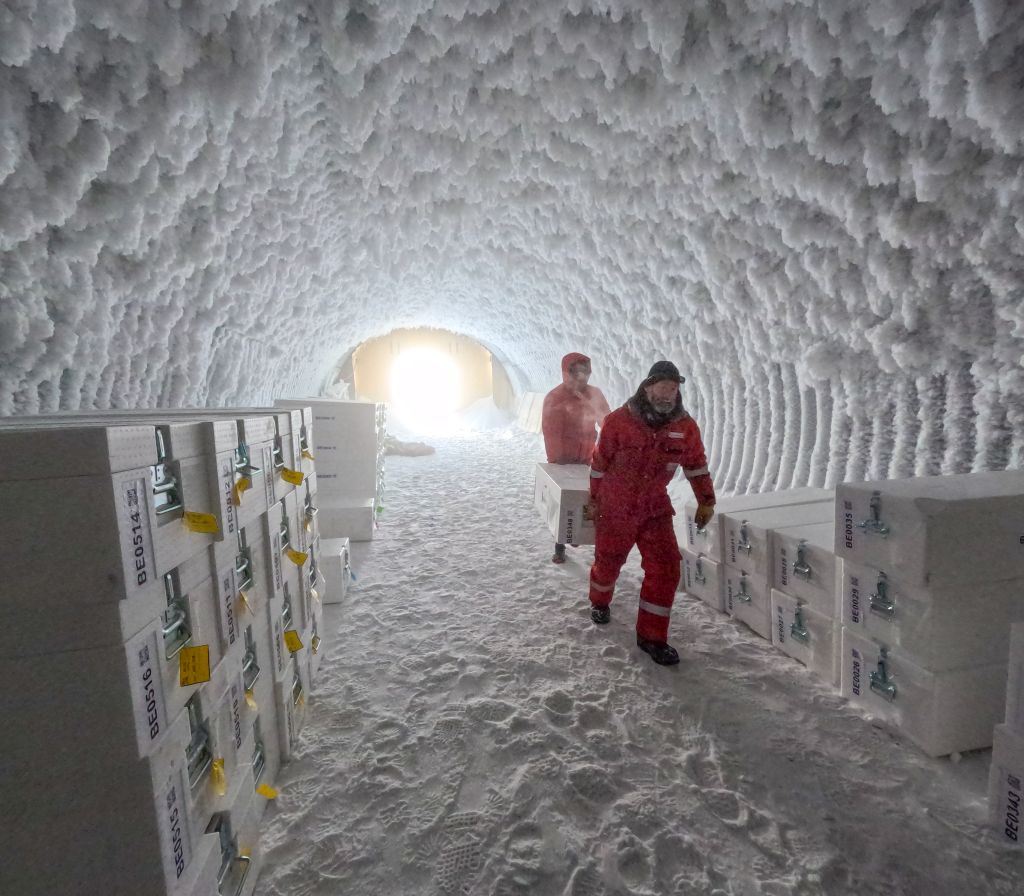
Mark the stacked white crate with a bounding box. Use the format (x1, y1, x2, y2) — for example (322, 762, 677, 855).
(990, 623, 1024, 845)
(769, 521, 843, 686)
(0, 407, 324, 896)
(276, 398, 385, 542)
(677, 487, 833, 614)
(834, 472, 1024, 757)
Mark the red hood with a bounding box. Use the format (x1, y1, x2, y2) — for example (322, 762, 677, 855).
(561, 352, 591, 386)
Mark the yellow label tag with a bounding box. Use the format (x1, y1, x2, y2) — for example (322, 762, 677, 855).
(311, 634, 321, 655)
(298, 692, 306, 706)
(285, 547, 308, 567)
(301, 449, 315, 461)
(245, 688, 258, 710)
(283, 629, 303, 653)
(232, 476, 252, 506)
(237, 590, 251, 613)
(240, 848, 252, 860)
(182, 511, 220, 534)
(179, 645, 211, 686)
(281, 467, 305, 486)
(255, 783, 278, 800)
(304, 518, 312, 532)
(211, 758, 227, 797)
(311, 587, 320, 603)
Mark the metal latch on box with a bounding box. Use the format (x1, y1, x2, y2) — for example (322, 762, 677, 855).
(162, 573, 192, 660)
(735, 573, 752, 603)
(252, 718, 267, 783)
(790, 605, 810, 644)
(869, 647, 897, 701)
(206, 811, 251, 896)
(793, 540, 812, 580)
(151, 429, 184, 517)
(235, 528, 254, 593)
(291, 657, 304, 707)
(185, 693, 213, 789)
(242, 626, 261, 691)
(234, 441, 262, 479)
(857, 491, 890, 538)
(869, 572, 895, 619)
(736, 521, 753, 555)
(304, 482, 317, 524)
(281, 582, 293, 631)
(279, 506, 291, 551)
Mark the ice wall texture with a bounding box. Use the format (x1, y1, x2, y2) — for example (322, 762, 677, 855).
(2, 1, 1023, 489)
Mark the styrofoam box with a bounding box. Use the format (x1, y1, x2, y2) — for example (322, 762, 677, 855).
(320, 537, 351, 605)
(676, 487, 835, 563)
(988, 724, 1024, 847)
(534, 462, 595, 546)
(722, 502, 835, 579)
(771, 521, 841, 618)
(771, 589, 839, 686)
(259, 500, 289, 601)
(317, 497, 376, 542)
(1004, 623, 1024, 733)
(1, 467, 215, 605)
(839, 626, 1008, 756)
(835, 471, 1024, 587)
(680, 549, 725, 612)
(723, 568, 772, 640)
(233, 436, 275, 529)
(1, 653, 239, 896)
(273, 402, 316, 474)
(839, 557, 1021, 672)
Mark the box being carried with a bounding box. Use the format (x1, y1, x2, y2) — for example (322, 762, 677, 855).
(534, 464, 595, 546)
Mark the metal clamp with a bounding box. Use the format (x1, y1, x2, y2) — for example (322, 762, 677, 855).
(272, 436, 285, 471)
(790, 605, 810, 643)
(152, 429, 184, 517)
(242, 648, 261, 691)
(869, 572, 895, 619)
(185, 696, 213, 788)
(736, 521, 753, 555)
(856, 491, 890, 538)
(279, 507, 291, 551)
(869, 647, 897, 701)
(252, 724, 267, 783)
(234, 442, 262, 477)
(694, 555, 706, 586)
(291, 667, 304, 706)
(735, 573, 752, 603)
(793, 540, 812, 580)
(162, 573, 192, 660)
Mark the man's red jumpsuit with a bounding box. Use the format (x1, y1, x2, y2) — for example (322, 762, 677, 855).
(541, 352, 610, 464)
(588, 403, 715, 642)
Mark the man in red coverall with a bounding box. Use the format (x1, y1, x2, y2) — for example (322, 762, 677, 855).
(588, 361, 715, 665)
(542, 352, 611, 564)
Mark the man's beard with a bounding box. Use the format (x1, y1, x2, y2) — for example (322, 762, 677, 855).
(651, 398, 676, 413)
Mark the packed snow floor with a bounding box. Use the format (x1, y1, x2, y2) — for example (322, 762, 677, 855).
(255, 430, 1024, 896)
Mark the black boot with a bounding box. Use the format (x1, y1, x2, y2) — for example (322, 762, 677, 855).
(591, 605, 611, 625)
(636, 636, 679, 666)
(552, 543, 566, 564)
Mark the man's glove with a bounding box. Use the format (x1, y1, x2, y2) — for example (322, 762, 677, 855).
(585, 497, 600, 522)
(694, 503, 715, 530)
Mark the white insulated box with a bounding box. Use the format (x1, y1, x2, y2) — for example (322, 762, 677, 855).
(317, 497, 376, 542)
(677, 487, 835, 563)
(839, 557, 1021, 672)
(839, 625, 1008, 756)
(723, 567, 772, 640)
(988, 724, 1024, 847)
(771, 521, 841, 618)
(534, 463, 596, 546)
(320, 537, 351, 604)
(680, 549, 725, 613)
(722, 502, 835, 579)
(771, 589, 839, 686)
(835, 471, 1024, 587)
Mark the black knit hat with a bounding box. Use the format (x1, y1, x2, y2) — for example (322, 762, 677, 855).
(644, 360, 685, 385)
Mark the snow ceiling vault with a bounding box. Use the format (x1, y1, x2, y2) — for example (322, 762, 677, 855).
(2, 1, 1024, 492)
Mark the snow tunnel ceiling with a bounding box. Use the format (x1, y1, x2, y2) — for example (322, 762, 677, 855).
(2, 1, 1023, 491)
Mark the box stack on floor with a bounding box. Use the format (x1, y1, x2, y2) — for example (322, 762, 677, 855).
(834, 472, 1024, 757)
(0, 406, 325, 896)
(990, 623, 1024, 846)
(276, 399, 386, 546)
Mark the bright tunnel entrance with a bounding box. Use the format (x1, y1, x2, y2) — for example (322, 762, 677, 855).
(337, 328, 516, 436)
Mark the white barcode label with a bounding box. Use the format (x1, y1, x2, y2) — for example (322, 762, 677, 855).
(263, 444, 277, 505)
(218, 451, 237, 537)
(157, 769, 192, 885)
(217, 562, 238, 649)
(126, 626, 166, 757)
(119, 476, 155, 595)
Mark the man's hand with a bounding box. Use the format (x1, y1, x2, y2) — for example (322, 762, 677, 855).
(585, 497, 600, 521)
(694, 503, 715, 530)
